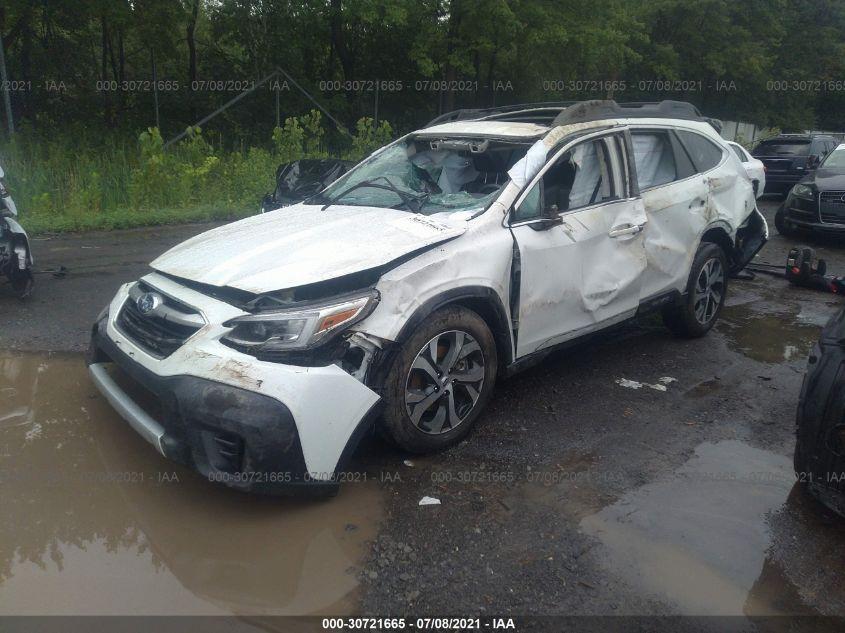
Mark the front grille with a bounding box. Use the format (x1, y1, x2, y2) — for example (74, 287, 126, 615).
(116, 282, 203, 358)
(820, 191, 845, 224)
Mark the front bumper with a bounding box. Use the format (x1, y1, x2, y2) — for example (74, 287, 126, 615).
(782, 195, 845, 233)
(87, 273, 382, 495)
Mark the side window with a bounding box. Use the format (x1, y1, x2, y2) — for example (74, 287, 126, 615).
(512, 138, 618, 222)
(631, 131, 678, 189)
(676, 130, 724, 173)
(513, 182, 541, 222)
(730, 144, 747, 162)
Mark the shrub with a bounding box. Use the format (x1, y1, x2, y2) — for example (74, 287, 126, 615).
(0, 112, 395, 233)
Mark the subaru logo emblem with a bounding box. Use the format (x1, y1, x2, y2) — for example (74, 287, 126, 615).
(136, 292, 162, 315)
(840, 194, 845, 204)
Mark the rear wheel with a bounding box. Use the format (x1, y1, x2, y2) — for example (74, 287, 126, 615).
(380, 306, 497, 453)
(662, 243, 728, 338)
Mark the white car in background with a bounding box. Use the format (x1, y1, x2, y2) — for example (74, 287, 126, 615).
(727, 141, 766, 198)
(87, 100, 768, 495)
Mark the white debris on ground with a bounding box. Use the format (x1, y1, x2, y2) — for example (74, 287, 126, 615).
(616, 376, 678, 392)
(418, 496, 441, 506)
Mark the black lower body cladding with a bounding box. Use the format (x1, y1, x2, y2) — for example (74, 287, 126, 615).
(87, 315, 338, 496)
(795, 333, 845, 516)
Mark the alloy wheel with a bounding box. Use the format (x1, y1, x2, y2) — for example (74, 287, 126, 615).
(404, 330, 486, 435)
(693, 258, 724, 325)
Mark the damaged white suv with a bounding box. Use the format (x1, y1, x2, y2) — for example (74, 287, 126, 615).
(87, 100, 767, 494)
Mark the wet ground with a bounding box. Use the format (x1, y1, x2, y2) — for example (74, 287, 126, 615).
(1, 199, 845, 624)
(0, 352, 382, 616)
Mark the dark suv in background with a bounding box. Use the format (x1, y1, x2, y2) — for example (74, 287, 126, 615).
(753, 133, 839, 195)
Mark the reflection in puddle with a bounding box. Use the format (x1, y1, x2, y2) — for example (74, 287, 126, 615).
(717, 305, 819, 364)
(581, 441, 804, 616)
(0, 352, 383, 615)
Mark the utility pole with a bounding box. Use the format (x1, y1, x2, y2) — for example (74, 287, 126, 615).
(0, 31, 15, 136)
(374, 81, 379, 125)
(151, 48, 160, 130)
(275, 80, 280, 128)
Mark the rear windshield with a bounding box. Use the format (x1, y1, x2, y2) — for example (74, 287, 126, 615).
(753, 140, 811, 156)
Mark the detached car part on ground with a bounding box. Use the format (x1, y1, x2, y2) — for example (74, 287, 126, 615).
(87, 100, 767, 495)
(775, 143, 845, 236)
(260, 159, 354, 213)
(0, 163, 34, 298)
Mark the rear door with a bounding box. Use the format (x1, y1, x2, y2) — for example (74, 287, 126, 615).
(509, 129, 648, 357)
(630, 127, 709, 301)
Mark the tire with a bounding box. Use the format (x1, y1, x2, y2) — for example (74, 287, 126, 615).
(9, 268, 34, 299)
(774, 205, 796, 237)
(662, 243, 728, 338)
(794, 436, 806, 481)
(380, 305, 498, 453)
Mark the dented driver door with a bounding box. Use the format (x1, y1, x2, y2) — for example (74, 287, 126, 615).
(509, 130, 648, 358)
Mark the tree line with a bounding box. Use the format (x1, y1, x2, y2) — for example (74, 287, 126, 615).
(1, 0, 844, 144)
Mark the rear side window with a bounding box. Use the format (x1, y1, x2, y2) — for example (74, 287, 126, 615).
(729, 144, 747, 162)
(631, 132, 677, 189)
(753, 140, 811, 157)
(676, 131, 724, 172)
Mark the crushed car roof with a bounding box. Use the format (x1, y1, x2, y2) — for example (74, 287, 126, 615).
(424, 100, 723, 136)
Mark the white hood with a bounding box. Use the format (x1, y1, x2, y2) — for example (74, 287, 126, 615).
(151, 204, 466, 293)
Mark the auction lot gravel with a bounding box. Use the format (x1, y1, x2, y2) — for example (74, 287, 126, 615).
(2, 201, 845, 627)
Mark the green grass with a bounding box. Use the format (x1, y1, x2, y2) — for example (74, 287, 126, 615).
(23, 203, 255, 235)
(0, 113, 393, 235)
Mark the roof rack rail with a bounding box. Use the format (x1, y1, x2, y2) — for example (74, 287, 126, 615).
(425, 99, 722, 133)
(552, 100, 722, 133)
(425, 102, 576, 128)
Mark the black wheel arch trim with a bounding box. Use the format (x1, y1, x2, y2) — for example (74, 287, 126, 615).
(393, 286, 515, 370)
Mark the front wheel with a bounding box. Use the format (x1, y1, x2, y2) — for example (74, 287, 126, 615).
(662, 243, 728, 338)
(7, 267, 33, 299)
(380, 306, 497, 453)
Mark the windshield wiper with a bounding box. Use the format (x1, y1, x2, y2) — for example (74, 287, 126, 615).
(321, 176, 426, 212)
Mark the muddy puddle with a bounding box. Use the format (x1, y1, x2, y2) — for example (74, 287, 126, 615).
(717, 304, 820, 364)
(580, 440, 807, 616)
(0, 352, 383, 616)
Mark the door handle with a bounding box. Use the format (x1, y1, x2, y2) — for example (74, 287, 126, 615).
(609, 222, 646, 238)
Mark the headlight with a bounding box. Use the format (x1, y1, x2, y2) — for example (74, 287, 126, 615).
(222, 290, 378, 352)
(792, 184, 813, 199)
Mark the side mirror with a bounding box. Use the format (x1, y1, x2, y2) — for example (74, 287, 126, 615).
(807, 154, 821, 169)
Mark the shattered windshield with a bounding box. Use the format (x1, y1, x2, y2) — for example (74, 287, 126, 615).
(313, 137, 530, 216)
